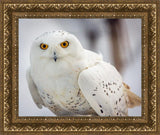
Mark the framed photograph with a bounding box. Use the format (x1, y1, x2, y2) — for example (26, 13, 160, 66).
(0, 0, 160, 134)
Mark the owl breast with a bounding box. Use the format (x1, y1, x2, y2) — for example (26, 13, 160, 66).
(31, 58, 96, 116)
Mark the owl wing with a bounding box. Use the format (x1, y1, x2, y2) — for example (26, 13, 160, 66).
(26, 68, 44, 109)
(78, 61, 128, 116)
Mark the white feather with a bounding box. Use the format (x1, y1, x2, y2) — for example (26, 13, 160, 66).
(78, 62, 127, 116)
(26, 68, 44, 109)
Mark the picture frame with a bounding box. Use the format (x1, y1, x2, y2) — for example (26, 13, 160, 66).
(0, 0, 160, 134)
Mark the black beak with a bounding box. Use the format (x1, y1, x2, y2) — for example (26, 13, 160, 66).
(53, 52, 57, 62)
(54, 56, 57, 62)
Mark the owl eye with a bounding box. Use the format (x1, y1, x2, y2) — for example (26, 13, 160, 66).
(40, 43, 48, 50)
(60, 41, 69, 48)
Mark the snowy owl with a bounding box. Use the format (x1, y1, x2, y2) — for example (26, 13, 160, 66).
(26, 30, 141, 116)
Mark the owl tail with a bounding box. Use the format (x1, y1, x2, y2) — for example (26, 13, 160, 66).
(123, 82, 141, 108)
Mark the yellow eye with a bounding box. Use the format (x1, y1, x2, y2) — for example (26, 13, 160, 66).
(40, 43, 48, 50)
(60, 41, 69, 48)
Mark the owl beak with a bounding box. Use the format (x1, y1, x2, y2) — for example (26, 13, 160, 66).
(54, 56, 57, 62)
(53, 52, 57, 62)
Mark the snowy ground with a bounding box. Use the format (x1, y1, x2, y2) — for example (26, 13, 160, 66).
(19, 19, 141, 116)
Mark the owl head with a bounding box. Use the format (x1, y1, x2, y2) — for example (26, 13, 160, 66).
(30, 30, 83, 63)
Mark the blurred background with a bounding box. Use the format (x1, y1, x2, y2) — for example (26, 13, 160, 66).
(19, 19, 141, 116)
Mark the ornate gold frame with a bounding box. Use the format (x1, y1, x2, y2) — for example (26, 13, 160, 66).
(0, 0, 160, 134)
